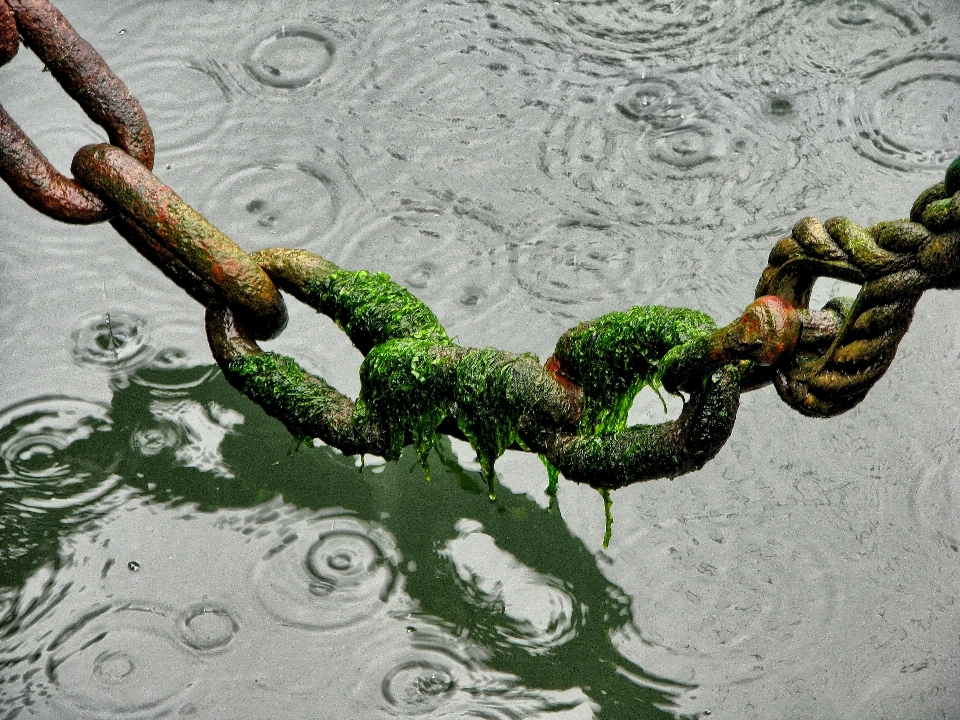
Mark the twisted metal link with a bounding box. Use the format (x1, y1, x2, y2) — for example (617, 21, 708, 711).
(1, 0, 959, 498)
(754, 167, 960, 416)
(0, 0, 154, 222)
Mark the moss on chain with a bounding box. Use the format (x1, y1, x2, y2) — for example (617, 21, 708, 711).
(356, 337, 462, 469)
(306, 269, 448, 353)
(453, 348, 544, 498)
(553, 306, 717, 433)
(226, 351, 374, 455)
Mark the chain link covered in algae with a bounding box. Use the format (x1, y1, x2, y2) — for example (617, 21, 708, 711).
(209, 152, 960, 546)
(208, 248, 743, 544)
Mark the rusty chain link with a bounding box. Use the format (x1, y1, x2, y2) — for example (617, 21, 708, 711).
(2, 0, 959, 504)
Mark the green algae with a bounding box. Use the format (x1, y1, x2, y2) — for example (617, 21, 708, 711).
(599, 488, 613, 549)
(553, 305, 717, 433)
(306, 269, 448, 353)
(225, 251, 736, 544)
(453, 348, 548, 499)
(540, 454, 560, 496)
(357, 337, 461, 470)
(226, 351, 371, 455)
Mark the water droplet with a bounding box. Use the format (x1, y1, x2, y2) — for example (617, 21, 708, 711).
(244, 25, 335, 89)
(614, 78, 695, 130)
(252, 515, 400, 630)
(71, 312, 153, 372)
(178, 604, 239, 651)
(382, 661, 456, 713)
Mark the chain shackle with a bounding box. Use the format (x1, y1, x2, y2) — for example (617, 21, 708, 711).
(0, 0, 154, 222)
(72, 143, 287, 340)
(755, 156, 960, 417)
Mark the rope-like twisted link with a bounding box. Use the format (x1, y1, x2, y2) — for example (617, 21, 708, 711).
(755, 157, 960, 416)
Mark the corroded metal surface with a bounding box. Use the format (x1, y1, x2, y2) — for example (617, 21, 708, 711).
(0, 0, 153, 222)
(72, 143, 287, 340)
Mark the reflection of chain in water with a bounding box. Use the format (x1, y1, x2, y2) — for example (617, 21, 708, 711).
(440, 519, 585, 655)
(0, 397, 119, 505)
(140, 397, 244, 479)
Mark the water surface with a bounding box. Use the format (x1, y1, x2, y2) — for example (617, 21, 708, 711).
(1, 1, 959, 718)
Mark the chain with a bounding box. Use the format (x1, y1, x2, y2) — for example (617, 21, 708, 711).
(2, 0, 959, 507)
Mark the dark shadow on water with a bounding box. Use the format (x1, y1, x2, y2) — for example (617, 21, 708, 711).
(0, 366, 696, 720)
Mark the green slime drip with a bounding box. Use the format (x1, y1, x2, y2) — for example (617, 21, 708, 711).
(226, 265, 726, 544)
(554, 305, 717, 433)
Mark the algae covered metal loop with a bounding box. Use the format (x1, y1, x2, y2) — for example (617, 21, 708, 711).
(754, 155, 960, 417)
(71, 143, 288, 341)
(0, 0, 154, 223)
(206, 248, 744, 491)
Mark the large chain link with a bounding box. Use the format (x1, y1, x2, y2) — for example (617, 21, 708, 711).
(2, 0, 959, 498)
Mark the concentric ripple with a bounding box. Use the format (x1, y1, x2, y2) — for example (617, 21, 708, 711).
(382, 660, 457, 714)
(508, 217, 634, 315)
(441, 520, 584, 654)
(848, 55, 960, 170)
(820, 0, 925, 35)
(204, 158, 340, 250)
(45, 603, 200, 716)
(252, 515, 400, 631)
(177, 603, 240, 652)
(244, 24, 335, 90)
(909, 450, 960, 554)
(624, 520, 840, 659)
(613, 77, 698, 130)
(72, 312, 154, 373)
(356, 637, 569, 719)
(118, 56, 231, 154)
(649, 121, 727, 168)
(336, 200, 513, 329)
(777, 2, 931, 79)
(521, 0, 787, 61)
(130, 347, 219, 391)
(0, 398, 117, 508)
(538, 76, 766, 228)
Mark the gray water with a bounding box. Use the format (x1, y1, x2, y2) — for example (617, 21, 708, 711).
(1, 0, 959, 717)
